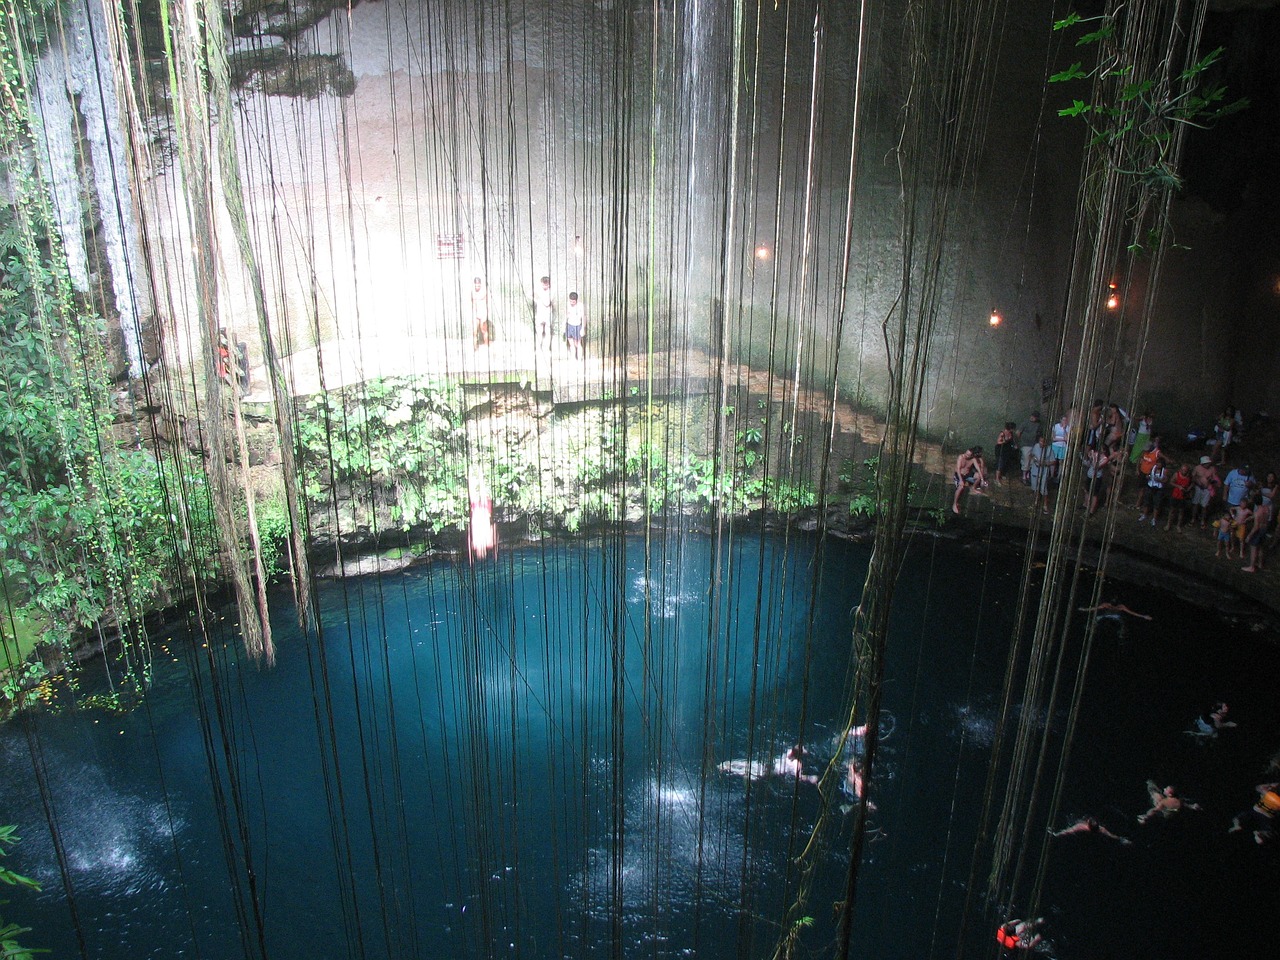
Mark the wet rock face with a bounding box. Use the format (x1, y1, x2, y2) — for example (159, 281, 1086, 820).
(228, 47, 356, 98)
(228, 0, 360, 40)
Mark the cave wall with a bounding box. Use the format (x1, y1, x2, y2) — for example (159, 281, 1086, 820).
(124, 0, 1254, 450)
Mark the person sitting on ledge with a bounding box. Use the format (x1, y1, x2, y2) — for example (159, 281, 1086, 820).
(952, 446, 987, 514)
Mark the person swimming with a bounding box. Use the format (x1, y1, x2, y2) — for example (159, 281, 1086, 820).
(1079, 601, 1151, 622)
(1228, 785, 1279, 845)
(996, 917, 1044, 952)
(1188, 702, 1237, 738)
(1138, 781, 1201, 824)
(718, 745, 818, 785)
(1049, 816, 1132, 845)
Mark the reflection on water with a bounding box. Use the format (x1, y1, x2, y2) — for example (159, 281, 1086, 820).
(2, 534, 1277, 959)
(0, 738, 182, 899)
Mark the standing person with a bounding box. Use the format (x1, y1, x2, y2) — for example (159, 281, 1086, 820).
(1166, 463, 1192, 531)
(1028, 434, 1053, 514)
(1083, 444, 1111, 516)
(1230, 498, 1253, 558)
(1191, 456, 1220, 528)
(564, 291, 585, 360)
(1135, 436, 1166, 518)
(534, 275, 554, 351)
(1104, 403, 1127, 454)
(471, 276, 492, 348)
(994, 422, 1017, 485)
(1210, 407, 1234, 465)
(1018, 412, 1040, 484)
(1262, 472, 1279, 537)
(952, 446, 987, 514)
(1242, 494, 1270, 573)
(1215, 508, 1235, 559)
(1050, 415, 1070, 480)
(1144, 457, 1169, 527)
(1128, 411, 1153, 466)
(1223, 463, 1252, 509)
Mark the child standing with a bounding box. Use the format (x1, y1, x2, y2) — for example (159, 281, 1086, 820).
(1215, 510, 1234, 559)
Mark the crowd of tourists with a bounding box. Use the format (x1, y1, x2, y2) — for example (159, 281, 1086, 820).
(954, 403, 1276, 573)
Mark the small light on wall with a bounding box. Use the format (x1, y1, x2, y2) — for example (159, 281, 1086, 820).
(989, 310, 1002, 328)
(755, 244, 771, 261)
(1106, 281, 1120, 310)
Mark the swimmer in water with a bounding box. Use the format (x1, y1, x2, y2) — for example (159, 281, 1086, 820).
(1228, 784, 1279, 845)
(1137, 781, 1201, 824)
(996, 917, 1044, 952)
(1078, 602, 1151, 621)
(773, 745, 819, 784)
(1188, 701, 1237, 738)
(1049, 816, 1132, 845)
(719, 745, 817, 785)
(841, 758, 877, 812)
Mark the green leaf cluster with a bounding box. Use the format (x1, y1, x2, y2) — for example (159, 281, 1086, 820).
(0, 824, 43, 960)
(1049, 11, 1248, 198)
(295, 377, 469, 535)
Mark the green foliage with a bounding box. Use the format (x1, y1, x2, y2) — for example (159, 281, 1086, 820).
(252, 496, 291, 582)
(0, 182, 220, 653)
(0, 662, 47, 712)
(840, 455, 943, 525)
(0, 824, 43, 960)
(0, 448, 217, 650)
(295, 377, 468, 535)
(1049, 10, 1247, 202)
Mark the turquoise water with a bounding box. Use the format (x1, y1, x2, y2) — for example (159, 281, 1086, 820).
(2, 533, 1276, 959)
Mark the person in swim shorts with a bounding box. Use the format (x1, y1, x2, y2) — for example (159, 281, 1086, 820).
(952, 446, 987, 514)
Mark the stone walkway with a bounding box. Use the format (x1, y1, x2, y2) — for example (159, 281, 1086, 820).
(955, 463, 1279, 617)
(257, 337, 1276, 615)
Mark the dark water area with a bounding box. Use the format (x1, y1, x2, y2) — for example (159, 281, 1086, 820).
(1, 533, 1277, 959)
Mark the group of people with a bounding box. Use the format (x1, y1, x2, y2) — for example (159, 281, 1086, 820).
(717, 721, 879, 811)
(470, 274, 586, 359)
(1043, 698, 1276, 852)
(957, 404, 1276, 573)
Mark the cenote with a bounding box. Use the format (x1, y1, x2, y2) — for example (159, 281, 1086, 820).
(3, 533, 1277, 959)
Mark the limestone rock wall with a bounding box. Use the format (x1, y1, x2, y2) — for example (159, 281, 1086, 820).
(122, 0, 1256, 447)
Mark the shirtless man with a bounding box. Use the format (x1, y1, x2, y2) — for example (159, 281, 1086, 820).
(534, 275, 553, 351)
(773, 745, 819, 784)
(952, 446, 987, 514)
(1078, 601, 1151, 621)
(1138, 781, 1201, 824)
(1050, 816, 1132, 845)
(1191, 456, 1219, 528)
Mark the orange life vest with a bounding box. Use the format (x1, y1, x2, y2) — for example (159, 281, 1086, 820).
(996, 927, 1020, 950)
(1139, 448, 1159, 476)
